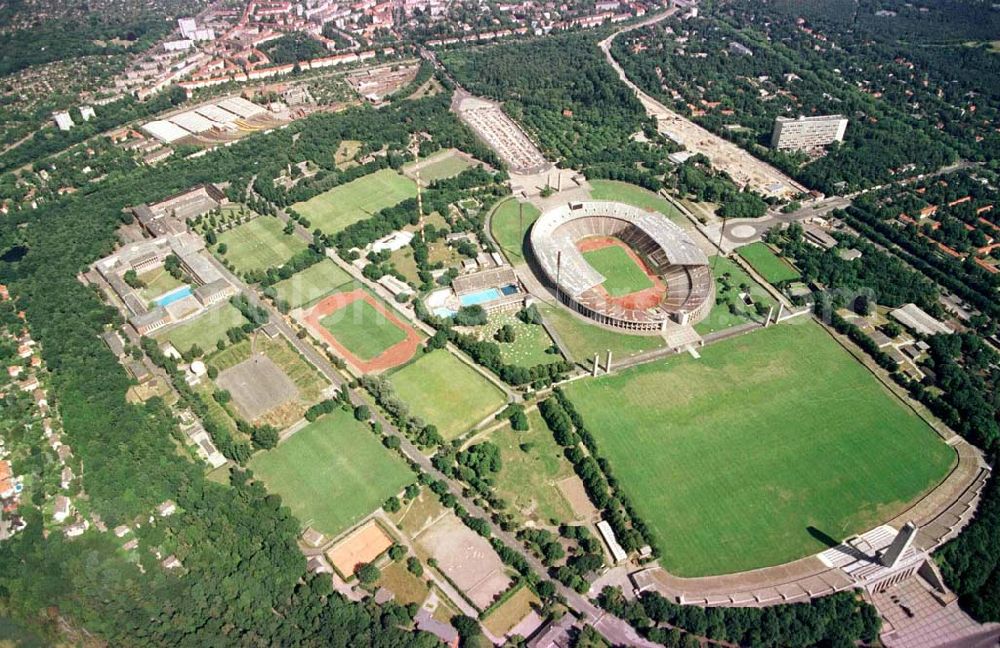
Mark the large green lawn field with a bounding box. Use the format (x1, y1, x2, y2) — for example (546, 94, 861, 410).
(738, 242, 801, 284)
(273, 259, 353, 310)
(291, 169, 417, 234)
(582, 245, 654, 297)
(389, 350, 507, 440)
(589, 180, 684, 222)
(564, 320, 954, 576)
(490, 199, 540, 265)
(248, 409, 412, 536)
(406, 149, 474, 183)
(321, 299, 408, 361)
(217, 217, 307, 274)
(158, 303, 247, 353)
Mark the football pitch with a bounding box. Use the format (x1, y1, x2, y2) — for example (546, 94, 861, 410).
(738, 242, 801, 284)
(321, 298, 408, 361)
(291, 169, 417, 234)
(582, 245, 654, 296)
(274, 259, 353, 309)
(248, 409, 412, 537)
(563, 319, 954, 576)
(389, 349, 507, 440)
(217, 217, 307, 274)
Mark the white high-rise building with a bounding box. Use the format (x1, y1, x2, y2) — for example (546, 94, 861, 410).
(771, 115, 848, 151)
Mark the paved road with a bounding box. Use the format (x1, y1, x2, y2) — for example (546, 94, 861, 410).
(706, 160, 978, 251)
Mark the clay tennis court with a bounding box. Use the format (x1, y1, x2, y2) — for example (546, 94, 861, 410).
(325, 520, 394, 578)
(301, 289, 421, 373)
(576, 236, 666, 310)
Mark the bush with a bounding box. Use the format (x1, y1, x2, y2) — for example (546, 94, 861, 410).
(355, 562, 380, 584)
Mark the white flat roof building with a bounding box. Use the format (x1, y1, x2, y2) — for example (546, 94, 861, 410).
(142, 120, 192, 143)
(53, 111, 74, 131)
(597, 520, 627, 564)
(771, 115, 848, 151)
(217, 97, 266, 119)
(168, 111, 215, 134)
(195, 104, 240, 124)
(178, 17, 197, 38)
(890, 303, 953, 337)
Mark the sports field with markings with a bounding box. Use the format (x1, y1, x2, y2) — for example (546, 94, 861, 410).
(564, 320, 954, 576)
(248, 410, 412, 537)
(217, 216, 307, 274)
(291, 169, 417, 234)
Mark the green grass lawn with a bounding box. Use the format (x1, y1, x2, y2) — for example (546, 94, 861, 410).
(389, 349, 507, 440)
(273, 259, 354, 309)
(490, 199, 540, 265)
(564, 320, 955, 576)
(481, 313, 560, 367)
(138, 267, 186, 302)
(489, 409, 580, 526)
(694, 256, 776, 335)
(582, 246, 654, 296)
(536, 300, 665, 363)
(406, 149, 474, 182)
(738, 242, 800, 284)
(217, 216, 307, 274)
(321, 299, 408, 361)
(248, 409, 412, 536)
(291, 169, 417, 235)
(589, 180, 684, 222)
(158, 303, 247, 354)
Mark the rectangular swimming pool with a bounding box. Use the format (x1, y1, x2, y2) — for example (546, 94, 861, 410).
(459, 288, 501, 306)
(155, 285, 192, 307)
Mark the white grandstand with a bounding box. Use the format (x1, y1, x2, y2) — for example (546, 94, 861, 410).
(530, 201, 714, 332)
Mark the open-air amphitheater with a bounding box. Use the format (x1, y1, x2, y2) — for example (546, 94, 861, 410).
(529, 201, 714, 332)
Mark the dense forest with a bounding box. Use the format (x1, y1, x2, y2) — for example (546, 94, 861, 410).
(442, 32, 656, 170)
(613, 0, 1000, 194)
(0, 94, 478, 644)
(260, 33, 330, 65)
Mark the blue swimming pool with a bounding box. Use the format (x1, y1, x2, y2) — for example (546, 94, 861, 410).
(500, 283, 518, 296)
(459, 288, 501, 306)
(433, 307, 458, 319)
(155, 286, 192, 307)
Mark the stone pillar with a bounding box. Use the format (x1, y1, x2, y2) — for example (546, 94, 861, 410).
(880, 521, 918, 569)
(766, 306, 774, 327)
(776, 302, 785, 322)
(605, 349, 613, 373)
(592, 354, 600, 377)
